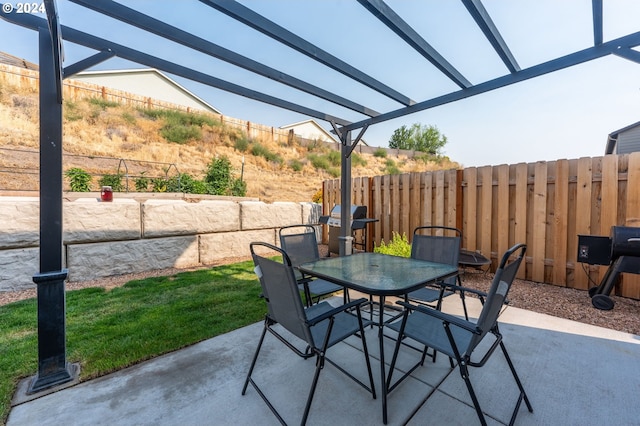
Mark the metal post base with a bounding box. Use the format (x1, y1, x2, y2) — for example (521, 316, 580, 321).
(29, 269, 74, 394)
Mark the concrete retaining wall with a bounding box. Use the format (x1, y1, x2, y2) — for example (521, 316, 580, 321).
(0, 197, 321, 292)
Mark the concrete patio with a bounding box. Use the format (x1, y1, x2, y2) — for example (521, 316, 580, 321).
(7, 296, 640, 425)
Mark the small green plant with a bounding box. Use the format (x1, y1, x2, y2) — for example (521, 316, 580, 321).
(250, 143, 283, 164)
(89, 97, 119, 109)
(351, 153, 367, 167)
(121, 111, 136, 125)
(230, 178, 247, 197)
(289, 159, 303, 172)
(374, 232, 411, 257)
(65, 167, 92, 192)
(383, 159, 401, 175)
(234, 136, 250, 152)
(152, 178, 167, 192)
(98, 174, 124, 192)
(373, 147, 388, 158)
(63, 100, 83, 122)
(134, 172, 149, 192)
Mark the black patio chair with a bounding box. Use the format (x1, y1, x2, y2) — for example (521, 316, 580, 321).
(279, 224, 345, 306)
(406, 226, 469, 320)
(243, 242, 376, 425)
(387, 243, 532, 426)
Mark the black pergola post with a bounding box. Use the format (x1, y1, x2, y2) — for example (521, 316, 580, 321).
(28, 23, 74, 394)
(339, 130, 353, 256)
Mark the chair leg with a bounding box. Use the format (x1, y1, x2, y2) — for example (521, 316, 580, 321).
(301, 353, 324, 425)
(500, 341, 533, 425)
(459, 362, 487, 426)
(242, 319, 268, 395)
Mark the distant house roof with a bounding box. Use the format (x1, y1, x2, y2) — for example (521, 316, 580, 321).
(280, 119, 370, 146)
(280, 119, 339, 143)
(0, 51, 38, 70)
(605, 120, 640, 154)
(72, 68, 221, 114)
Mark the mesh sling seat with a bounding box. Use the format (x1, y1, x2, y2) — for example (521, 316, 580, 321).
(243, 242, 376, 425)
(279, 224, 344, 306)
(387, 243, 532, 426)
(407, 226, 469, 320)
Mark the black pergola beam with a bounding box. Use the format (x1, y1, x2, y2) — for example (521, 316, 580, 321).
(461, 0, 520, 73)
(358, 0, 472, 88)
(613, 46, 640, 64)
(70, 0, 379, 118)
(592, 0, 603, 45)
(200, 0, 415, 107)
(343, 31, 640, 133)
(1, 11, 352, 126)
(63, 49, 115, 78)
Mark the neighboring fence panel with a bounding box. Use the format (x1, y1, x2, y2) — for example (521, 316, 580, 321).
(323, 153, 640, 299)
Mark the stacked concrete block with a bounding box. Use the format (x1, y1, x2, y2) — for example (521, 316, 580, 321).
(0, 196, 320, 291)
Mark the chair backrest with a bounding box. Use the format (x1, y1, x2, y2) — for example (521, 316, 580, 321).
(250, 242, 314, 345)
(279, 225, 321, 268)
(466, 243, 526, 355)
(411, 226, 461, 285)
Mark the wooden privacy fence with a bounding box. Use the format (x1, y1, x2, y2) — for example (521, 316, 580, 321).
(323, 153, 640, 299)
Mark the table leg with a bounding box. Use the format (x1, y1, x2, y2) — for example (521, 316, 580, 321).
(379, 295, 388, 424)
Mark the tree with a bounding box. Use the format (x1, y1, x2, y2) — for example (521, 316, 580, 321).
(388, 123, 447, 154)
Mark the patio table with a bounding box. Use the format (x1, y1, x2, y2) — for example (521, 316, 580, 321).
(299, 252, 458, 424)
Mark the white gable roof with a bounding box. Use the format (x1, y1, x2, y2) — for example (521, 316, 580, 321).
(280, 119, 339, 143)
(73, 68, 220, 114)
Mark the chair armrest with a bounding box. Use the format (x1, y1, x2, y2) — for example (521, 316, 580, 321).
(438, 282, 488, 299)
(306, 298, 368, 326)
(396, 300, 480, 334)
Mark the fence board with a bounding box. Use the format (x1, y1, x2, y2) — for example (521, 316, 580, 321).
(462, 167, 477, 251)
(410, 173, 421, 234)
(422, 172, 433, 229)
(447, 170, 457, 229)
(401, 173, 411, 238)
(553, 159, 569, 285)
(532, 162, 547, 282)
(599, 155, 619, 283)
(514, 163, 528, 279)
(573, 158, 593, 290)
(480, 166, 493, 262)
(496, 165, 509, 264)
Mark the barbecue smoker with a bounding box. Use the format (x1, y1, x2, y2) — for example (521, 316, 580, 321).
(319, 205, 377, 255)
(577, 226, 640, 310)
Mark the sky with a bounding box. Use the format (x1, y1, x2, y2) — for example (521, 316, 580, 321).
(1, 0, 639, 167)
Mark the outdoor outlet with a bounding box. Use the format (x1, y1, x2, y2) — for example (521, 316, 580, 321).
(579, 245, 589, 260)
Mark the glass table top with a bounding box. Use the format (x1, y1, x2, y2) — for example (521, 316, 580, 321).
(299, 252, 458, 296)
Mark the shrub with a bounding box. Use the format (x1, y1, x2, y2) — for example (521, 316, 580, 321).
(98, 174, 124, 192)
(383, 159, 401, 175)
(139, 108, 218, 144)
(289, 159, 303, 172)
(65, 167, 92, 192)
(230, 178, 247, 197)
(89, 97, 119, 109)
(312, 188, 322, 204)
(251, 143, 282, 164)
(373, 232, 411, 257)
(373, 147, 387, 158)
(351, 153, 367, 167)
(234, 136, 250, 152)
(205, 156, 233, 195)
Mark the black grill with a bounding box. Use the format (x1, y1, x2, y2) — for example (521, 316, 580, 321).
(579, 226, 640, 310)
(319, 205, 376, 255)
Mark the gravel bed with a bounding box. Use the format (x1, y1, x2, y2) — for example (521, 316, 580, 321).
(2, 251, 639, 336)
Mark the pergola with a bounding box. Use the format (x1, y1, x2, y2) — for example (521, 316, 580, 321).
(2, 0, 640, 393)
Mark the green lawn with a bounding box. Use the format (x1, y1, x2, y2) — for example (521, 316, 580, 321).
(0, 260, 265, 424)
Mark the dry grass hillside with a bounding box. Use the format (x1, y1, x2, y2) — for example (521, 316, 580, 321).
(0, 81, 460, 202)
